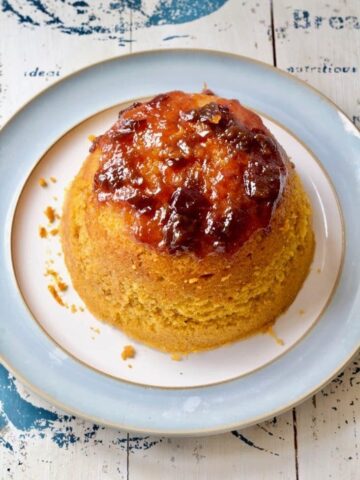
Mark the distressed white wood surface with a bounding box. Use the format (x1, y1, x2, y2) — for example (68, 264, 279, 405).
(273, 0, 360, 125)
(0, 1, 359, 479)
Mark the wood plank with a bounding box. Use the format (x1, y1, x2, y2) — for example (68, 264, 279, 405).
(0, 1, 295, 479)
(0, 5, 133, 476)
(128, 2, 295, 477)
(129, 413, 296, 480)
(274, 1, 360, 478)
(273, 0, 360, 120)
(295, 356, 360, 480)
(0, 5, 132, 126)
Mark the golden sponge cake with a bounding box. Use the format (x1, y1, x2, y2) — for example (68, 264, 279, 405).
(61, 90, 314, 353)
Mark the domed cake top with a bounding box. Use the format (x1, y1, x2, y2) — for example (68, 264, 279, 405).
(92, 90, 288, 257)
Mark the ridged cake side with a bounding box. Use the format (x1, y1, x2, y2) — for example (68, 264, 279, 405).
(61, 149, 314, 353)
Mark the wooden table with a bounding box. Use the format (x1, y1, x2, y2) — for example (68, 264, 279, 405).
(1, 1, 359, 478)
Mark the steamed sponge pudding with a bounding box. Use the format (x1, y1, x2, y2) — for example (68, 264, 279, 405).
(61, 90, 314, 353)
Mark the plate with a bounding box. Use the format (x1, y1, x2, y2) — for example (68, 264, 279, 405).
(11, 103, 342, 388)
(1, 50, 359, 435)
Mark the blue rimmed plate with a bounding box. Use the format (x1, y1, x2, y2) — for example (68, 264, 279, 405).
(0, 50, 359, 435)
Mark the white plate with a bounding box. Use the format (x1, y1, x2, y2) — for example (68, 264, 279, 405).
(11, 103, 342, 388)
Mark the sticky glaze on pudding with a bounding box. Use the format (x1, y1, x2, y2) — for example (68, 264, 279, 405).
(61, 90, 314, 354)
(92, 91, 287, 256)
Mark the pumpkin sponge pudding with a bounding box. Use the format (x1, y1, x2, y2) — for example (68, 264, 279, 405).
(61, 90, 314, 354)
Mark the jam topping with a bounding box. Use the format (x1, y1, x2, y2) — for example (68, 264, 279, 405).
(93, 91, 287, 257)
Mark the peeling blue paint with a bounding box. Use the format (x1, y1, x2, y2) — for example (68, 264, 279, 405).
(84, 423, 100, 442)
(231, 430, 279, 456)
(0, 411, 8, 429)
(0, 366, 103, 450)
(144, 1, 228, 26)
(163, 34, 190, 41)
(26, 0, 62, 26)
(0, 365, 161, 452)
(1, 0, 228, 41)
(0, 436, 13, 452)
(0, 364, 59, 431)
(52, 431, 80, 448)
(112, 434, 162, 451)
(1, 0, 40, 25)
(128, 435, 162, 451)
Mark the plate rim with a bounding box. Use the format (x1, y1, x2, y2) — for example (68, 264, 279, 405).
(9, 101, 345, 390)
(0, 47, 358, 136)
(2, 348, 359, 437)
(1, 48, 359, 435)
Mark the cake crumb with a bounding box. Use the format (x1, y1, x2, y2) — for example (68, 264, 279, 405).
(39, 177, 48, 187)
(39, 226, 47, 238)
(88, 134, 97, 142)
(48, 285, 65, 306)
(317, 268, 321, 274)
(45, 269, 68, 292)
(299, 309, 305, 315)
(50, 228, 59, 236)
(90, 326, 100, 335)
(50, 176, 57, 183)
(44, 206, 56, 223)
(79, 306, 85, 312)
(128, 364, 133, 369)
(121, 345, 136, 361)
(188, 278, 198, 284)
(267, 326, 284, 346)
(70, 304, 77, 313)
(171, 353, 182, 361)
(58, 280, 68, 291)
(53, 196, 58, 201)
